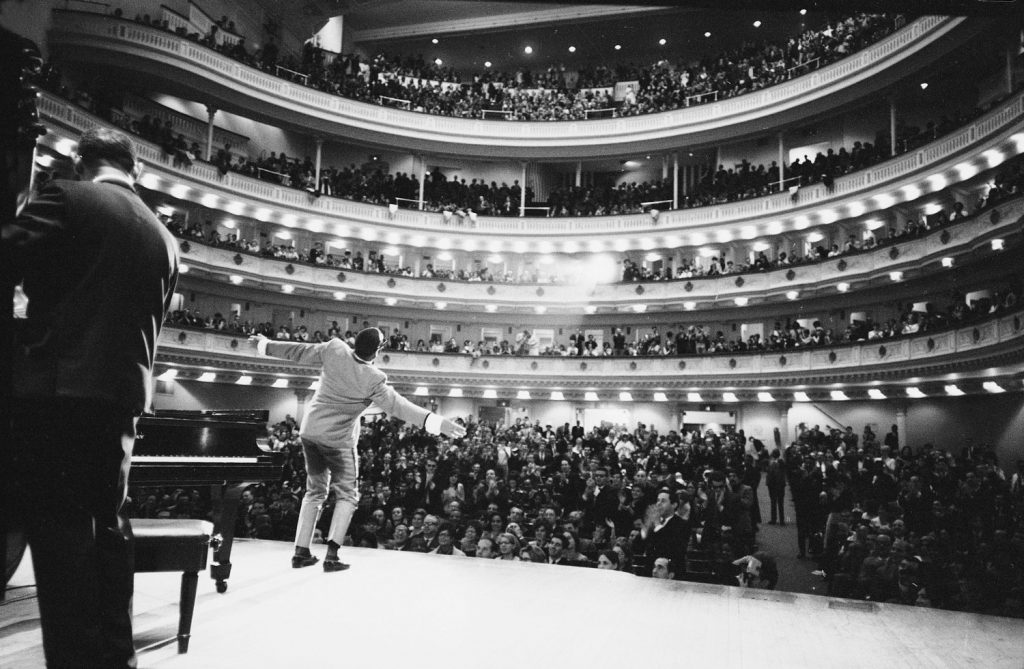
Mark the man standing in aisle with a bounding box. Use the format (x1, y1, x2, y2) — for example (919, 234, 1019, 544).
(3, 127, 179, 668)
(251, 327, 465, 571)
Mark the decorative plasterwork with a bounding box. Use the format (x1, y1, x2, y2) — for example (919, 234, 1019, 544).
(35, 90, 1024, 251)
(155, 310, 1024, 394)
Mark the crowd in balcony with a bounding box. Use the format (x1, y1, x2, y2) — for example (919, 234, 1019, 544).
(40, 46, 1013, 222)
(154, 160, 1021, 296)
(127, 413, 1024, 615)
(124, 8, 900, 122)
(162, 272, 1019, 358)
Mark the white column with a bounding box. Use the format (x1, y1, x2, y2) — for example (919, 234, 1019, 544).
(714, 146, 721, 172)
(418, 155, 426, 210)
(520, 161, 528, 216)
(1006, 43, 1015, 95)
(889, 97, 898, 157)
(778, 403, 791, 448)
(681, 164, 688, 197)
(205, 105, 217, 160)
(661, 154, 669, 180)
(777, 132, 785, 191)
(895, 403, 907, 449)
(294, 389, 312, 424)
(672, 152, 679, 209)
(313, 137, 323, 187)
(575, 161, 582, 187)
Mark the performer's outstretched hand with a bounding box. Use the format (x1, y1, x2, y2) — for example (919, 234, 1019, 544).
(439, 416, 467, 438)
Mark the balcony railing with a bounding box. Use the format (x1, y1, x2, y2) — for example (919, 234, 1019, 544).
(169, 195, 1021, 311)
(35, 89, 1024, 249)
(48, 11, 972, 159)
(156, 308, 1024, 390)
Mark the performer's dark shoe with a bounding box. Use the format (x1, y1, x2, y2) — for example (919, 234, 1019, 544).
(292, 554, 319, 569)
(323, 559, 350, 572)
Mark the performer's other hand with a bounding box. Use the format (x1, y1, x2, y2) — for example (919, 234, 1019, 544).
(439, 417, 466, 438)
(248, 333, 268, 348)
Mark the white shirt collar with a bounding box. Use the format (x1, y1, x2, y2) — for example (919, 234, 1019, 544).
(92, 174, 136, 190)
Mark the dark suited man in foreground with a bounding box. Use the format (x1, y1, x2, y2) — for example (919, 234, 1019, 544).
(642, 488, 691, 579)
(252, 327, 465, 571)
(2, 127, 179, 668)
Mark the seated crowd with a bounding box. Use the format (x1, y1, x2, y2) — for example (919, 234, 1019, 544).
(162, 271, 1019, 357)
(126, 9, 900, 122)
(128, 414, 1024, 615)
(41, 49, 1019, 221)
(151, 157, 1022, 293)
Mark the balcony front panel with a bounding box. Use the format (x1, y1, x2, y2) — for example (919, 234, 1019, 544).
(164, 195, 1022, 312)
(48, 12, 977, 159)
(37, 91, 1024, 252)
(157, 309, 1024, 390)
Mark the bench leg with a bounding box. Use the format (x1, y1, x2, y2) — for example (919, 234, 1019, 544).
(177, 571, 199, 653)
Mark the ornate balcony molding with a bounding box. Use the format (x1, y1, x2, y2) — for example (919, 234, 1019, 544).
(168, 196, 1022, 313)
(36, 89, 1024, 252)
(156, 310, 1024, 392)
(48, 12, 977, 159)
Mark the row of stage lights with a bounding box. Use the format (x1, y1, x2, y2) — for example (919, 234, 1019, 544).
(155, 368, 1012, 399)
(176, 232, 1005, 314)
(43, 119, 1024, 258)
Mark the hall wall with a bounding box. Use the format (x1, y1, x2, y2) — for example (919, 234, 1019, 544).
(163, 380, 1024, 464)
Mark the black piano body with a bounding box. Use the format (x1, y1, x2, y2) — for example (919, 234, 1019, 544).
(132, 409, 282, 593)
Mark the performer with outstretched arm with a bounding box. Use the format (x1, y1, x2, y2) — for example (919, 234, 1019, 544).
(251, 327, 466, 571)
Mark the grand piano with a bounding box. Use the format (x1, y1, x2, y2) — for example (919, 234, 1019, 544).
(131, 410, 284, 593)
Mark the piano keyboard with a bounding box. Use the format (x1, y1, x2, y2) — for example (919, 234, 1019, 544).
(133, 456, 260, 463)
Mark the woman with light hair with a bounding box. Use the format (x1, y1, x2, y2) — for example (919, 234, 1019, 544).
(494, 532, 521, 561)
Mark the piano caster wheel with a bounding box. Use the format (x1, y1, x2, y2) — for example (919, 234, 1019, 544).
(216, 581, 228, 594)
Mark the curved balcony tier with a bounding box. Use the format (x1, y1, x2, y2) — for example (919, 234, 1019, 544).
(168, 196, 1023, 314)
(155, 308, 1024, 396)
(48, 12, 981, 159)
(36, 90, 1024, 252)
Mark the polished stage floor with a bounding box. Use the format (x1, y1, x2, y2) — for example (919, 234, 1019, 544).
(3, 539, 1023, 668)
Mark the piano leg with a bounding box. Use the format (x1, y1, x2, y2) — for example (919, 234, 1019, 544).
(209, 482, 246, 593)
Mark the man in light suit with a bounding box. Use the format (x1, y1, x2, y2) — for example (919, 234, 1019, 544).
(3, 127, 179, 668)
(251, 328, 465, 571)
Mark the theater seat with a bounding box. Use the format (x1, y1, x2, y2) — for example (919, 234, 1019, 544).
(132, 519, 213, 654)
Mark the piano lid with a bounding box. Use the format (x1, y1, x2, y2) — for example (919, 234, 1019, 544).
(135, 409, 270, 458)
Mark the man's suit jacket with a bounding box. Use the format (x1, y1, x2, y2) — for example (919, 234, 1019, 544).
(5, 179, 178, 414)
(263, 338, 431, 449)
(646, 514, 690, 576)
(587, 485, 619, 525)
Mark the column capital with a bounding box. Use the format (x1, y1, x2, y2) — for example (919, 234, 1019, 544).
(314, 136, 324, 147)
(205, 104, 217, 118)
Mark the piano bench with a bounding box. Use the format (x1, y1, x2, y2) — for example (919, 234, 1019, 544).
(133, 519, 214, 654)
